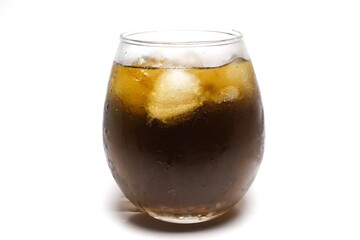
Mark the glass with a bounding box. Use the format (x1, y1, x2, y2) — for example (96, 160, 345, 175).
(103, 30, 264, 224)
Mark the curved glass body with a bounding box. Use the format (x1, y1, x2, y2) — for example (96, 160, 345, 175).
(103, 30, 264, 224)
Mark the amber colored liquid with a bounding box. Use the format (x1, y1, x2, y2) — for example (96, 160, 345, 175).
(103, 59, 264, 218)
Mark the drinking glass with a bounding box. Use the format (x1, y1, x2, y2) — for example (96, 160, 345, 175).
(103, 30, 264, 224)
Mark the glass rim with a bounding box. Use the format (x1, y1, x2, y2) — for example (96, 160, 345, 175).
(120, 29, 243, 47)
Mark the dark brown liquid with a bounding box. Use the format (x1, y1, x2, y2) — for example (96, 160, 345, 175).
(103, 60, 264, 217)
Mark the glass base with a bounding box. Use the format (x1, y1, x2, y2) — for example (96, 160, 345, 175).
(144, 209, 228, 224)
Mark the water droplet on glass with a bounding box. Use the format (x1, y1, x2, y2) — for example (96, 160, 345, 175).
(107, 158, 113, 168)
(155, 158, 165, 166)
(206, 212, 213, 217)
(168, 189, 176, 195)
(187, 207, 194, 213)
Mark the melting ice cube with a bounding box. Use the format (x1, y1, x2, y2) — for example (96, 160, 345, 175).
(211, 86, 240, 103)
(147, 70, 202, 123)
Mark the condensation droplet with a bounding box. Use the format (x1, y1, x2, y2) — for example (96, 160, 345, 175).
(107, 158, 113, 168)
(187, 207, 195, 213)
(206, 212, 214, 217)
(168, 189, 176, 195)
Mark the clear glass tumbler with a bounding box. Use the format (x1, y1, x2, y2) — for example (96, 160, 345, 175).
(103, 30, 264, 224)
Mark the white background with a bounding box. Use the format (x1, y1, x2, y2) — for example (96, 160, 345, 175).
(1, 0, 359, 239)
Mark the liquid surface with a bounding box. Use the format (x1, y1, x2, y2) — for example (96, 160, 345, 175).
(103, 59, 264, 221)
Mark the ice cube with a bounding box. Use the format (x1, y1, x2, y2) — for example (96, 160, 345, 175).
(132, 56, 166, 68)
(211, 86, 240, 103)
(113, 66, 150, 115)
(147, 70, 203, 123)
(223, 60, 255, 98)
